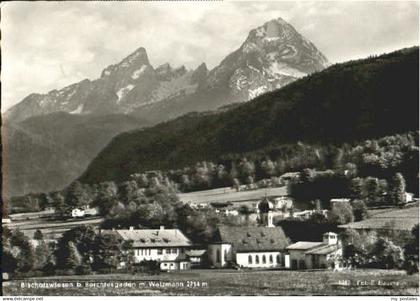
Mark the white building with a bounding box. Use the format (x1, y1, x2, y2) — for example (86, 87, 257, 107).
(71, 205, 99, 218)
(330, 198, 351, 204)
(286, 232, 343, 270)
(208, 225, 289, 269)
(109, 226, 192, 270)
(71, 208, 85, 218)
(405, 192, 414, 203)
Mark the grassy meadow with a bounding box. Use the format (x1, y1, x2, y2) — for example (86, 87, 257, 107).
(3, 269, 418, 296)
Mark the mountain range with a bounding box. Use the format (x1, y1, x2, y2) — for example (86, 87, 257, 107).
(79, 47, 419, 184)
(3, 18, 329, 197)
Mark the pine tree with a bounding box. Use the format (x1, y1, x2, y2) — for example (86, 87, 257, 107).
(389, 173, 406, 206)
(65, 241, 82, 270)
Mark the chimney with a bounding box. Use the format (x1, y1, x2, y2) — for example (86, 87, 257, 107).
(129, 226, 134, 231)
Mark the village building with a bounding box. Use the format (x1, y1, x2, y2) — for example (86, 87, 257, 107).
(71, 205, 99, 218)
(404, 192, 415, 203)
(330, 198, 351, 204)
(185, 249, 207, 268)
(273, 196, 293, 211)
(285, 232, 343, 270)
(208, 225, 290, 269)
(279, 172, 300, 184)
(208, 198, 289, 269)
(293, 209, 328, 220)
(109, 226, 192, 270)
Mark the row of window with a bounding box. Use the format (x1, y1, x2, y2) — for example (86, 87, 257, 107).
(248, 254, 281, 265)
(135, 248, 183, 256)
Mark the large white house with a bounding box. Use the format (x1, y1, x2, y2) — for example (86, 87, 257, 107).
(286, 232, 343, 270)
(109, 226, 192, 270)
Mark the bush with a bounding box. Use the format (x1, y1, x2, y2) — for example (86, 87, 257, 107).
(75, 264, 92, 275)
(55, 269, 76, 276)
(133, 260, 161, 275)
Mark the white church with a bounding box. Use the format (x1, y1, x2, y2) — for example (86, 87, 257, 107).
(207, 198, 343, 270)
(208, 198, 289, 268)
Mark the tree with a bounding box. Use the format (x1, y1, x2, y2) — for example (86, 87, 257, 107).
(261, 159, 276, 177)
(56, 225, 97, 270)
(91, 233, 123, 272)
(232, 178, 240, 191)
(371, 238, 404, 269)
(349, 177, 363, 199)
(404, 224, 419, 274)
(64, 241, 82, 270)
(34, 229, 44, 240)
(52, 191, 70, 218)
(94, 181, 118, 216)
(2, 251, 18, 274)
(66, 181, 90, 208)
(238, 205, 253, 224)
(18, 241, 36, 273)
(34, 240, 53, 270)
(8, 229, 36, 273)
(388, 173, 406, 206)
(300, 168, 315, 183)
(39, 193, 53, 210)
(238, 158, 255, 182)
(351, 199, 369, 221)
(328, 202, 354, 225)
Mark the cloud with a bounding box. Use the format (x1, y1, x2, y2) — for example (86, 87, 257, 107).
(1, 1, 418, 112)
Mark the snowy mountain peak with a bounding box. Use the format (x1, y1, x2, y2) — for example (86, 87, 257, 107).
(207, 17, 329, 101)
(6, 18, 329, 123)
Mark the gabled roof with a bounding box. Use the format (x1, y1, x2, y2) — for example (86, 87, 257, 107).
(305, 244, 340, 255)
(214, 225, 289, 252)
(286, 241, 324, 250)
(104, 228, 192, 248)
(286, 241, 340, 255)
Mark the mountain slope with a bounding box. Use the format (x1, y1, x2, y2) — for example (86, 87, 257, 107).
(3, 113, 148, 196)
(79, 47, 419, 184)
(3, 17, 329, 196)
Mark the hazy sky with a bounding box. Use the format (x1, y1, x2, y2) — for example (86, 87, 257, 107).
(2, 1, 419, 112)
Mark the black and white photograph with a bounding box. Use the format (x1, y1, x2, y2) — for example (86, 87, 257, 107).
(1, 0, 419, 297)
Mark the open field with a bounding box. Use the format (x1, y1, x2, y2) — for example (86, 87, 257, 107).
(178, 186, 288, 204)
(5, 216, 104, 239)
(340, 203, 419, 231)
(3, 269, 418, 296)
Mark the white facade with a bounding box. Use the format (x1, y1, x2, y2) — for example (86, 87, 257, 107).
(160, 261, 190, 270)
(208, 243, 233, 268)
(208, 244, 286, 268)
(132, 247, 187, 263)
(287, 232, 343, 270)
(236, 251, 283, 268)
(109, 226, 192, 271)
(71, 208, 85, 217)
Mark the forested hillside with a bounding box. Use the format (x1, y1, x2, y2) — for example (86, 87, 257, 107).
(4, 113, 148, 196)
(80, 47, 419, 184)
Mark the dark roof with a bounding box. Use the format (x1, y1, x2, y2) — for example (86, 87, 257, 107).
(102, 228, 191, 248)
(214, 225, 289, 252)
(286, 241, 324, 250)
(305, 244, 340, 255)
